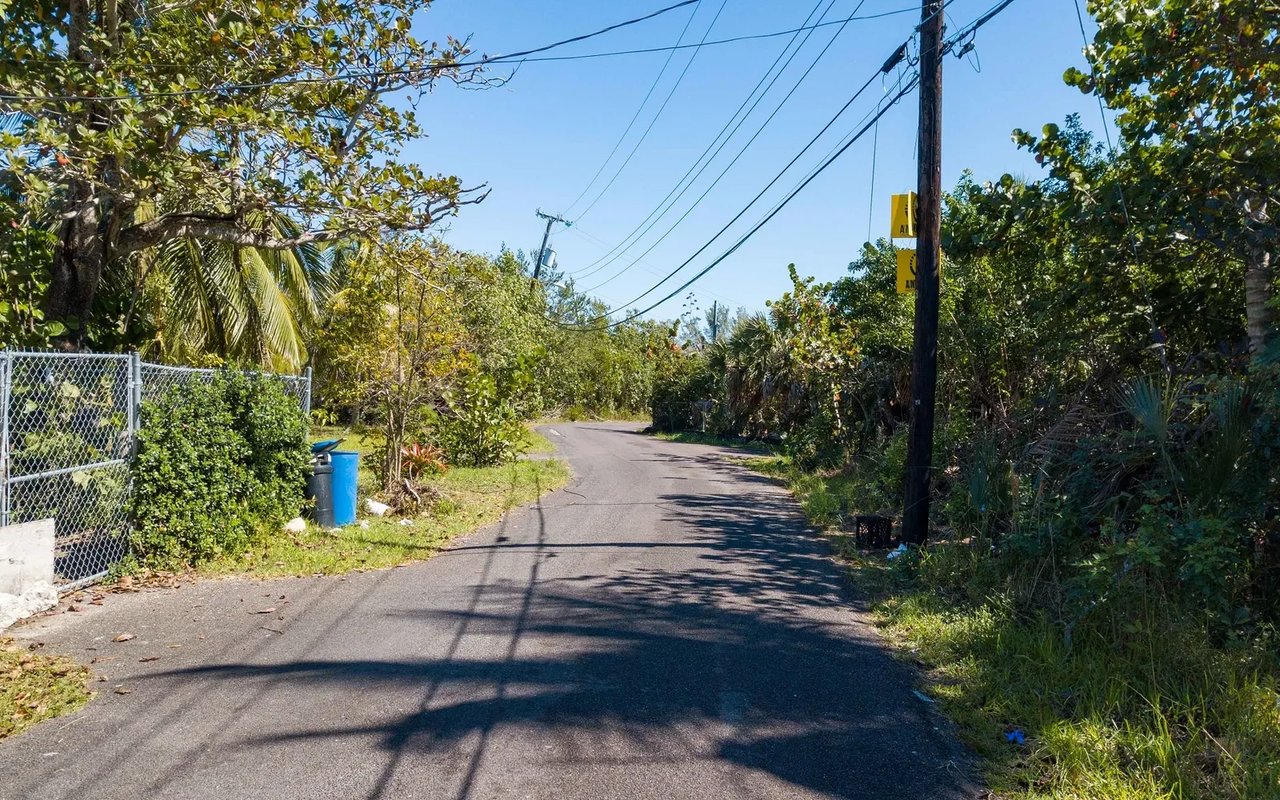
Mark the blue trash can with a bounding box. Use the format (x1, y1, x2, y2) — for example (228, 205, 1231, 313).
(330, 450, 360, 526)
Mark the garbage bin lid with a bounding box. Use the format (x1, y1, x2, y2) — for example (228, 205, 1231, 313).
(311, 438, 345, 454)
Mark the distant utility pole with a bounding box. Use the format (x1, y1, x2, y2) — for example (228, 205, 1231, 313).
(533, 209, 571, 282)
(710, 300, 719, 343)
(901, 0, 944, 547)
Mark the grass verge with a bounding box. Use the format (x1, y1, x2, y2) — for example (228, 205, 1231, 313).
(196, 429, 570, 579)
(746, 455, 1280, 800)
(1, 639, 93, 740)
(652, 429, 778, 454)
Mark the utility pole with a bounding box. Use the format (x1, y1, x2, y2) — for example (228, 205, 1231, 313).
(533, 209, 571, 282)
(709, 300, 719, 343)
(901, 0, 944, 547)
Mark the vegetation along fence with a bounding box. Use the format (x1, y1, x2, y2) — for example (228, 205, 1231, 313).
(0, 351, 311, 590)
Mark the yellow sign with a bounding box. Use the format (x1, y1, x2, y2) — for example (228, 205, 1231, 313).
(891, 192, 917, 238)
(896, 249, 917, 294)
(897, 249, 943, 294)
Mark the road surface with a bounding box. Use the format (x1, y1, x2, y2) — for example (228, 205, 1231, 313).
(2, 422, 978, 799)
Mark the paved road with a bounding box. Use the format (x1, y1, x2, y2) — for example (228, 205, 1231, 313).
(3, 423, 977, 799)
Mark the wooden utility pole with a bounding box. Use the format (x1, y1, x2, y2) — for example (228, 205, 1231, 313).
(710, 300, 719, 342)
(533, 209, 570, 282)
(901, 0, 944, 546)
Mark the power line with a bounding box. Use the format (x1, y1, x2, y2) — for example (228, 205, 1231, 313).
(584, 45, 907, 314)
(568, 0, 958, 282)
(571, 0, 732, 223)
(561, 57, 912, 330)
(581, 0, 873, 294)
(559, 1, 704, 217)
(566, 224, 742, 305)
(567, 0, 841, 280)
(0, 4, 922, 104)
(572, 75, 920, 330)
(498, 5, 919, 65)
(564, 0, 1022, 330)
(0, 0, 702, 103)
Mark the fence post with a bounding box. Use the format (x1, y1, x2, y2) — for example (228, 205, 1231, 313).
(130, 353, 142, 441)
(0, 351, 10, 528)
(303, 365, 313, 418)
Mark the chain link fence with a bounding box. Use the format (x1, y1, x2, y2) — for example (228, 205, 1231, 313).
(1, 351, 311, 591)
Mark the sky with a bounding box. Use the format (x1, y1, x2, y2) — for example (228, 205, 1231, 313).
(410, 0, 1102, 322)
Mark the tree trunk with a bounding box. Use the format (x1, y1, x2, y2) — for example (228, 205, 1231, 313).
(1244, 195, 1273, 358)
(46, 188, 106, 345)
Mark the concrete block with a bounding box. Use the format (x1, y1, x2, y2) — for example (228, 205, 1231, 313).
(0, 519, 56, 596)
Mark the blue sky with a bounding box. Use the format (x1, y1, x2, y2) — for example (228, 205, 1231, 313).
(412, 0, 1101, 321)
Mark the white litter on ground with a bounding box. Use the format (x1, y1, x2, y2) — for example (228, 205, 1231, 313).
(0, 581, 58, 631)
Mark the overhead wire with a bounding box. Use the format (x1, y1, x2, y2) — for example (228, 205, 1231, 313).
(571, 52, 908, 323)
(561, 0, 1022, 330)
(559, 1, 704, 217)
(567, 0, 840, 280)
(1069, 0, 1166, 366)
(0, 2, 918, 104)
(570, 0, 732, 223)
(581, 75, 920, 330)
(580, 0, 874, 294)
(566, 224, 742, 306)
(569, 0, 959, 284)
(0, 0, 698, 103)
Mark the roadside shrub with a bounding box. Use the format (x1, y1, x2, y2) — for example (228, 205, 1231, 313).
(401, 442, 448, 479)
(435, 368, 527, 467)
(129, 372, 309, 566)
(650, 353, 713, 432)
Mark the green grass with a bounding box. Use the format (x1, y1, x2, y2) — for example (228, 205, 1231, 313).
(746, 456, 1280, 800)
(196, 427, 570, 578)
(652, 430, 779, 454)
(538, 410, 651, 424)
(519, 424, 556, 454)
(1, 639, 93, 740)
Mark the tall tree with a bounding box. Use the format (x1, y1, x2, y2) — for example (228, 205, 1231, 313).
(1067, 0, 1279, 355)
(0, 0, 486, 344)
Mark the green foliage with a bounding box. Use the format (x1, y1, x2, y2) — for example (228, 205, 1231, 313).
(129, 372, 308, 566)
(434, 366, 528, 468)
(401, 442, 448, 479)
(1, 0, 482, 344)
(198, 458, 569, 578)
(649, 343, 713, 433)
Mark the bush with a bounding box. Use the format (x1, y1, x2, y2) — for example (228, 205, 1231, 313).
(129, 372, 309, 566)
(435, 368, 527, 467)
(649, 354, 713, 432)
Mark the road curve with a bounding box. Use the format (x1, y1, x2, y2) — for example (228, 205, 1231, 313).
(2, 422, 978, 799)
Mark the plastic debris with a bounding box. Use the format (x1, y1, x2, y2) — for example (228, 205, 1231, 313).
(1005, 729, 1026, 745)
(911, 690, 935, 704)
(398, 518, 414, 527)
(283, 517, 307, 533)
(0, 582, 59, 630)
(365, 499, 391, 517)
(886, 543, 909, 561)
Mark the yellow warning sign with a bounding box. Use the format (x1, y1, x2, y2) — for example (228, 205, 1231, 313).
(891, 192, 917, 238)
(896, 249, 917, 294)
(897, 249, 943, 294)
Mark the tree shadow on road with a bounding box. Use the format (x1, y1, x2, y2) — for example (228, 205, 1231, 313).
(129, 475, 976, 799)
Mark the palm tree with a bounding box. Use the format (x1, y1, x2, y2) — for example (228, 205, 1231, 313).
(126, 208, 334, 371)
(715, 313, 791, 437)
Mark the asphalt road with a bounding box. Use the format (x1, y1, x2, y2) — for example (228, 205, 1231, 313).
(2, 422, 978, 800)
